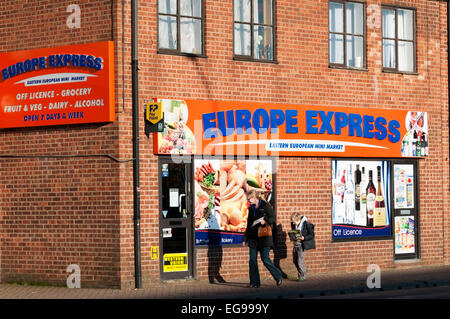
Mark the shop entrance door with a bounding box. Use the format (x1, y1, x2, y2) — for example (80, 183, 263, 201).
(159, 157, 193, 280)
(392, 161, 419, 260)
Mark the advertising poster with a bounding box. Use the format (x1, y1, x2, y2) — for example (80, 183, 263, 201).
(394, 164, 414, 209)
(332, 160, 391, 239)
(0, 41, 115, 128)
(153, 98, 428, 158)
(194, 158, 273, 246)
(395, 217, 415, 254)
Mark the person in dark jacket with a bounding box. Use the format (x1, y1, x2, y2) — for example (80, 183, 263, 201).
(243, 190, 282, 288)
(291, 212, 315, 281)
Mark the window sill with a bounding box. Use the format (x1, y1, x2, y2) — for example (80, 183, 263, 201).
(329, 64, 368, 72)
(157, 50, 208, 59)
(233, 56, 279, 64)
(382, 69, 418, 76)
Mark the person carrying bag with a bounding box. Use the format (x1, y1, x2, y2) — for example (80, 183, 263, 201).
(242, 190, 282, 288)
(290, 212, 315, 281)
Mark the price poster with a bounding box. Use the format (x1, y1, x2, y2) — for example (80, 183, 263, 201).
(394, 165, 414, 209)
(395, 217, 415, 254)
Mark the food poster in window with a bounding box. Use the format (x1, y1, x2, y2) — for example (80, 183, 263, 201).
(332, 160, 392, 240)
(394, 216, 415, 254)
(153, 99, 428, 158)
(194, 158, 273, 246)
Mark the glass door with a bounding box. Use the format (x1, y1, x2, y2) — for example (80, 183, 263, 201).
(159, 157, 193, 280)
(392, 161, 419, 260)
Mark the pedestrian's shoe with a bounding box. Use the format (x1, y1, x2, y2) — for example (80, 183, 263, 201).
(248, 284, 260, 288)
(276, 278, 282, 286)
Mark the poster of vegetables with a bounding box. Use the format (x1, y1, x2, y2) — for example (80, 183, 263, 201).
(156, 99, 196, 155)
(194, 158, 273, 246)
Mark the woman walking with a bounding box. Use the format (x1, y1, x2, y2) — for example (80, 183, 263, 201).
(243, 190, 282, 288)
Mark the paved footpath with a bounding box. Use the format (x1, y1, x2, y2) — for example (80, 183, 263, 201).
(1, 265, 449, 299)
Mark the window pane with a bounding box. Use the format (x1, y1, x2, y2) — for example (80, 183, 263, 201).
(398, 9, 414, 40)
(181, 0, 202, 18)
(329, 2, 343, 33)
(253, 0, 272, 25)
(234, 23, 251, 55)
(346, 35, 364, 68)
(159, 0, 177, 15)
(383, 39, 396, 68)
(159, 15, 177, 49)
(382, 8, 396, 38)
(329, 34, 344, 64)
(180, 18, 202, 54)
(346, 2, 363, 35)
(398, 41, 414, 72)
(253, 26, 273, 60)
(234, 0, 251, 23)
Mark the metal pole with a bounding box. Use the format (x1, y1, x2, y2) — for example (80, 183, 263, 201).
(131, 0, 142, 289)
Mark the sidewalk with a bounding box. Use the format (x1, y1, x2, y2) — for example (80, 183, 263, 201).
(1, 265, 449, 299)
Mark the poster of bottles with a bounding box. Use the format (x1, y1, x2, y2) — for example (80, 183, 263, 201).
(193, 158, 273, 246)
(401, 111, 428, 157)
(332, 160, 391, 240)
(394, 217, 415, 254)
(393, 164, 414, 209)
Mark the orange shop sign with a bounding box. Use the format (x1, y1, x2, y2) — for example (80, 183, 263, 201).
(0, 41, 115, 128)
(154, 99, 428, 158)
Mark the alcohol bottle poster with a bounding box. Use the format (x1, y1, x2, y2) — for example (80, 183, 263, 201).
(394, 164, 414, 209)
(332, 160, 391, 240)
(153, 98, 428, 158)
(0, 41, 115, 128)
(194, 158, 273, 246)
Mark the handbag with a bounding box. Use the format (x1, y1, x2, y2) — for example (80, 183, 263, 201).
(257, 224, 272, 238)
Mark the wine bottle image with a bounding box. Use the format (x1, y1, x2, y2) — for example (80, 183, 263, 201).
(354, 164, 361, 212)
(344, 164, 355, 225)
(374, 166, 386, 227)
(366, 170, 376, 228)
(360, 166, 367, 226)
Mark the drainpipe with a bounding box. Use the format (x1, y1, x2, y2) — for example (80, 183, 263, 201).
(131, 0, 142, 289)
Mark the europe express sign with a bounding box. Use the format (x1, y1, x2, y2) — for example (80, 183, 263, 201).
(0, 41, 115, 128)
(154, 99, 428, 158)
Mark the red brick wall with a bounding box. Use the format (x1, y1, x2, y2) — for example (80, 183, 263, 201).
(0, 0, 119, 288)
(0, 0, 448, 289)
(135, 0, 449, 285)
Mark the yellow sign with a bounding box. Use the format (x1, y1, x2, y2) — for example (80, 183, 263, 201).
(163, 253, 188, 272)
(151, 246, 159, 260)
(146, 102, 162, 124)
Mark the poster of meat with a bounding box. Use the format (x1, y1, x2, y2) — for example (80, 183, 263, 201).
(194, 158, 273, 246)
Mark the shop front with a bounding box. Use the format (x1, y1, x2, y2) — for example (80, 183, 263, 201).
(150, 98, 427, 280)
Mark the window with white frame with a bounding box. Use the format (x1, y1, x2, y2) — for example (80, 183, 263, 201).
(328, 1, 365, 69)
(158, 0, 204, 55)
(382, 6, 416, 73)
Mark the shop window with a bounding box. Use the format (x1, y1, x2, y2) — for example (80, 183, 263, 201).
(328, 1, 366, 69)
(382, 6, 416, 73)
(158, 0, 205, 56)
(331, 159, 419, 254)
(233, 0, 275, 62)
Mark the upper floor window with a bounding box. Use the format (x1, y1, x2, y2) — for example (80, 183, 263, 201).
(329, 1, 365, 69)
(158, 0, 204, 56)
(382, 6, 416, 73)
(234, 0, 275, 62)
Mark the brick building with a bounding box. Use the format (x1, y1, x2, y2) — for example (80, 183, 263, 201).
(0, 0, 448, 289)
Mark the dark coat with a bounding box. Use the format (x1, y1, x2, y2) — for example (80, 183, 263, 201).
(244, 200, 275, 249)
(291, 218, 316, 251)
